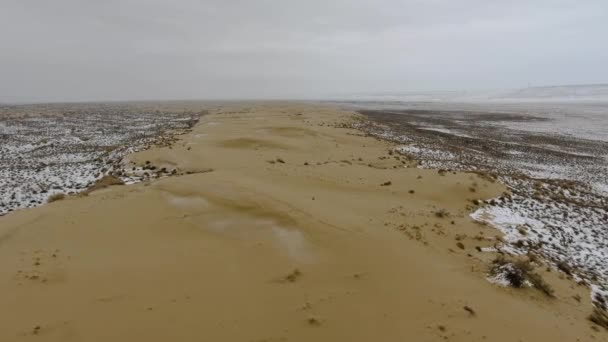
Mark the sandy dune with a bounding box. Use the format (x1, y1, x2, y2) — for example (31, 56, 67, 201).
(0, 104, 603, 341)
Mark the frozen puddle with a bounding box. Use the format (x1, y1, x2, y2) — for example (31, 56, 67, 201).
(206, 217, 313, 262)
(167, 194, 210, 210)
(271, 227, 310, 262)
(165, 193, 314, 262)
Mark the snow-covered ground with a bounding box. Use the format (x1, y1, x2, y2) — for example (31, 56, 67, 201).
(0, 103, 200, 216)
(353, 101, 608, 306)
(332, 85, 608, 142)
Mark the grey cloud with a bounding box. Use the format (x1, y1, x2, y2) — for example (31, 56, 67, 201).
(1, 0, 606, 102)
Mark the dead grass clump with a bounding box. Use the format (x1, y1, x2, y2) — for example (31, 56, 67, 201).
(589, 307, 608, 330)
(474, 170, 497, 183)
(307, 317, 321, 326)
(81, 175, 124, 195)
(47, 193, 65, 203)
(526, 252, 541, 265)
(494, 257, 529, 288)
(527, 272, 555, 297)
(490, 256, 555, 297)
(557, 261, 573, 276)
(435, 209, 450, 218)
(517, 226, 528, 235)
(463, 305, 476, 316)
(283, 269, 302, 283)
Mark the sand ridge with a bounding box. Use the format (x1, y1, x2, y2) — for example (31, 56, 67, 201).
(0, 103, 604, 341)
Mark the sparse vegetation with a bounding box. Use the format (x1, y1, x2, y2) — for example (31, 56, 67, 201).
(557, 261, 573, 276)
(0, 103, 199, 215)
(81, 175, 125, 195)
(463, 305, 476, 316)
(526, 272, 555, 297)
(307, 317, 321, 326)
(490, 256, 554, 297)
(47, 193, 65, 203)
(283, 269, 301, 283)
(435, 209, 450, 218)
(589, 307, 608, 330)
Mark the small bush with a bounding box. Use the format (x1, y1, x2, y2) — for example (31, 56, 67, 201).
(82, 175, 125, 195)
(283, 269, 301, 283)
(490, 256, 554, 297)
(589, 307, 608, 330)
(435, 209, 450, 218)
(557, 261, 573, 276)
(527, 272, 555, 297)
(47, 193, 65, 203)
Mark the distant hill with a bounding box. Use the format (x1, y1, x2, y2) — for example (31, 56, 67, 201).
(339, 84, 608, 103)
(493, 84, 608, 101)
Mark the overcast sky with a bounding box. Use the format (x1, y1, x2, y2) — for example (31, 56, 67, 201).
(1, 0, 607, 102)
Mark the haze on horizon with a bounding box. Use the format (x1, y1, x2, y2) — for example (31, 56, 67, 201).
(1, 0, 607, 103)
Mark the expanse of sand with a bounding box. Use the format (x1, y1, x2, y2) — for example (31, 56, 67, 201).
(0, 104, 604, 341)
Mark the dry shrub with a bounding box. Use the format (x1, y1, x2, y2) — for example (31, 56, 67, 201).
(81, 175, 124, 195)
(491, 256, 554, 297)
(463, 305, 476, 316)
(474, 170, 497, 183)
(589, 307, 608, 330)
(527, 272, 555, 297)
(47, 193, 65, 203)
(557, 261, 573, 276)
(435, 209, 450, 218)
(283, 269, 302, 283)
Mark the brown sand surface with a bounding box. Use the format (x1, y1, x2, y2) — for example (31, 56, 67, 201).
(0, 104, 604, 341)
